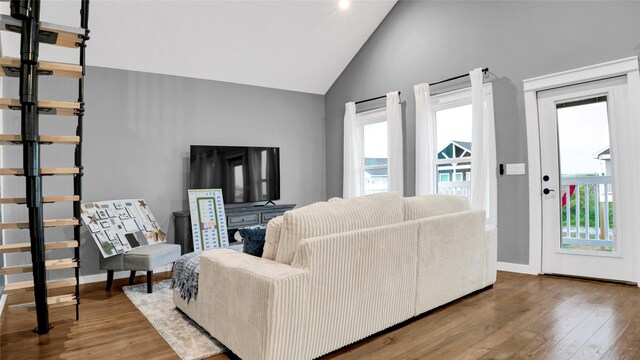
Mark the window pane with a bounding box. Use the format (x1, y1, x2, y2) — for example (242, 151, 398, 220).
(234, 165, 244, 202)
(436, 105, 472, 155)
(261, 150, 267, 179)
(363, 167, 388, 195)
(364, 121, 388, 167)
(435, 104, 472, 199)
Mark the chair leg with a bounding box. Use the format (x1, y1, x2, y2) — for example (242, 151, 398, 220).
(106, 270, 114, 291)
(147, 271, 153, 294)
(129, 270, 136, 285)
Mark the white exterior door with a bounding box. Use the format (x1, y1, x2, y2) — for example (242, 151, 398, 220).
(538, 76, 636, 282)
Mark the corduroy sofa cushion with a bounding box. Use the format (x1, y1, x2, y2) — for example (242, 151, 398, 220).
(274, 192, 404, 264)
(402, 194, 470, 221)
(262, 216, 284, 260)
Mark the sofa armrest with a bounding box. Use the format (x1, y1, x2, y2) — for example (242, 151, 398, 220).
(484, 224, 498, 286)
(198, 249, 310, 360)
(413, 210, 488, 313)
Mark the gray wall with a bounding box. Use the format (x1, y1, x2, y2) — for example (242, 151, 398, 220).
(324, 1, 640, 264)
(2, 66, 325, 279)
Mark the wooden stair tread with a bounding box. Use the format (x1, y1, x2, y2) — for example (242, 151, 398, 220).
(0, 195, 79, 204)
(0, 167, 80, 176)
(0, 258, 78, 275)
(0, 134, 80, 145)
(0, 218, 79, 230)
(10, 294, 77, 310)
(0, 240, 78, 254)
(0, 98, 81, 116)
(0, 57, 82, 78)
(4, 278, 76, 295)
(0, 15, 84, 49)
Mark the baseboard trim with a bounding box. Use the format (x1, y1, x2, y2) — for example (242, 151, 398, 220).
(497, 261, 539, 275)
(79, 271, 129, 285)
(80, 264, 173, 285)
(2, 264, 173, 286)
(0, 294, 6, 318)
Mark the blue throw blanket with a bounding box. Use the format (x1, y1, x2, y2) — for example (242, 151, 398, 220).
(171, 251, 202, 303)
(171, 243, 245, 303)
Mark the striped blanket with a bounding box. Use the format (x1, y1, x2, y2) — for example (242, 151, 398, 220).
(171, 243, 245, 303)
(171, 251, 202, 303)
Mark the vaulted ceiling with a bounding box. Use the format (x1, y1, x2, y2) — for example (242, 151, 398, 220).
(0, 1, 396, 94)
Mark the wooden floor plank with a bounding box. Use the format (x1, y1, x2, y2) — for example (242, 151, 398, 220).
(1, 272, 639, 360)
(600, 319, 640, 360)
(534, 307, 614, 359)
(332, 274, 554, 360)
(571, 315, 632, 360)
(393, 277, 587, 360)
(446, 278, 584, 360)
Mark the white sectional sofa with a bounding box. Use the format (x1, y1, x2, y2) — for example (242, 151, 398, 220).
(174, 192, 497, 360)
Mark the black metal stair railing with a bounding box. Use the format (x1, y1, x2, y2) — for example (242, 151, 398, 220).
(11, 0, 49, 334)
(4, 0, 90, 334)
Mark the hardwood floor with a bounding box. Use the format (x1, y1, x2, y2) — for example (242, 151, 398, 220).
(2, 271, 640, 359)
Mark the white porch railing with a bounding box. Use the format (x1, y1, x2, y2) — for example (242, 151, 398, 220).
(438, 181, 471, 198)
(560, 176, 614, 249)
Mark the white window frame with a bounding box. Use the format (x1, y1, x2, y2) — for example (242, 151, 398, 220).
(431, 83, 496, 224)
(356, 108, 388, 196)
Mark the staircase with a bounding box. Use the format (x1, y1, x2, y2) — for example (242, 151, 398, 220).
(0, 0, 89, 334)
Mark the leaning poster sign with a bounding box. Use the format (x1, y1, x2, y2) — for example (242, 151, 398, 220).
(81, 199, 166, 258)
(188, 189, 229, 251)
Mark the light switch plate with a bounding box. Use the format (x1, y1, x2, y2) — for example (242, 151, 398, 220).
(505, 163, 526, 175)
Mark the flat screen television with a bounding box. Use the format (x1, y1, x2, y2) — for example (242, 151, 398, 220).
(190, 145, 280, 205)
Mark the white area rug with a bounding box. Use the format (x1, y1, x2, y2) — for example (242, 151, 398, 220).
(123, 280, 227, 360)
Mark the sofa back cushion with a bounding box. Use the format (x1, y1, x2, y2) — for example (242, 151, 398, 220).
(274, 192, 404, 264)
(402, 194, 470, 221)
(261, 215, 284, 260)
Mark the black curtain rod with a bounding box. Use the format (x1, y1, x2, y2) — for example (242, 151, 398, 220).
(355, 91, 401, 105)
(430, 68, 489, 86)
(354, 68, 488, 105)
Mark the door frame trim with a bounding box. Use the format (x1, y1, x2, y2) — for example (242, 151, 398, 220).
(523, 56, 640, 281)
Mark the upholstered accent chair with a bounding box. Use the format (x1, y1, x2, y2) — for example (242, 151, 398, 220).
(100, 243, 181, 293)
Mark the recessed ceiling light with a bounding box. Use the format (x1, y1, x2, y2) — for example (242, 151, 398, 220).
(338, 0, 351, 11)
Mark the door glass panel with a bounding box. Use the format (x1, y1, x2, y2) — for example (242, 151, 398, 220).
(556, 98, 614, 252)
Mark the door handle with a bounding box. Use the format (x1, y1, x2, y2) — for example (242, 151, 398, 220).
(543, 188, 555, 195)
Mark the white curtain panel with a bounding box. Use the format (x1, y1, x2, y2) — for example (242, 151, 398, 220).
(343, 102, 361, 198)
(469, 68, 496, 222)
(414, 83, 436, 196)
(386, 91, 404, 195)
